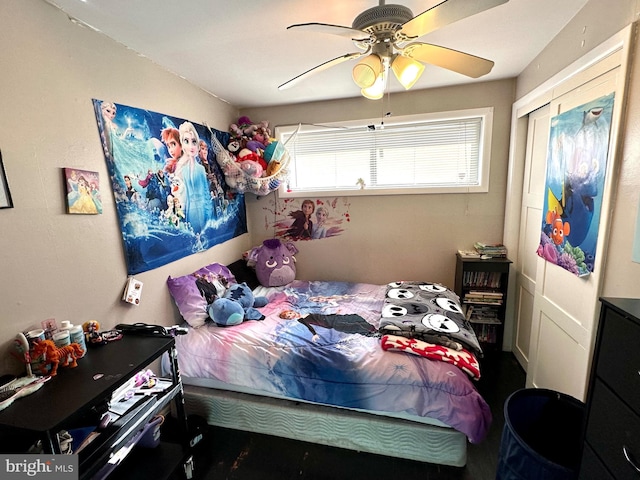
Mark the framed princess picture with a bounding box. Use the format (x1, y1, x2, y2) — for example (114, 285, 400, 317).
(64, 168, 103, 214)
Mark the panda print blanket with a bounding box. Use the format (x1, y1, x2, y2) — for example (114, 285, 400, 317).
(378, 281, 483, 357)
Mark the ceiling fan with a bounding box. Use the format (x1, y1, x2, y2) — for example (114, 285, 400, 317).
(278, 0, 509, 99)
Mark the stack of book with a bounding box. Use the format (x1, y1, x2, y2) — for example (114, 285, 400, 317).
(457, 249, 481, 259)
(463, 290, 504, 306)
(473, 242, 508, 258)
(464, 304, 501, 344)
(462, 271, 502, 288)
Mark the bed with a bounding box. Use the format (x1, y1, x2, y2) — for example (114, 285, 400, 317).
(164, 262, 492, 467)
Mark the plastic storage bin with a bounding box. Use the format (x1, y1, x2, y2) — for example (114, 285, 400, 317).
(496, 388, 585, 480)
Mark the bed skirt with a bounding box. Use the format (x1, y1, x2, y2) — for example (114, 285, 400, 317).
(183, 384, 468, 467)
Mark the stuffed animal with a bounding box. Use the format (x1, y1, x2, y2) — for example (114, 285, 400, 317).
(249, 238, 298, 287)
(238, 149, 268, 171)
(226, 138, 242, 159)
(263, 140, 283, 163)
(265, 159, 282, 177)
(208, 282, 269, 327)
(239, 159, 263, 178)
(230, 116, 259, 140)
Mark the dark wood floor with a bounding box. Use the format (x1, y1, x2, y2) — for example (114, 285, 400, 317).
(185, 352, 526, 480)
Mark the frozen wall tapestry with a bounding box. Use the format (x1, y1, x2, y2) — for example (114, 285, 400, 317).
(93, 99, 247, 274)
(537, 92, 615, 277)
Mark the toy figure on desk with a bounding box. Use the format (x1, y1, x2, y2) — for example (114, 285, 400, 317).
(83, 320, 107, 347)
(30, 340, 84, 376)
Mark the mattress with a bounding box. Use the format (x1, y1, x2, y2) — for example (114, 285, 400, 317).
(183, 384, 469, 466)
(170, 280, 492, 444)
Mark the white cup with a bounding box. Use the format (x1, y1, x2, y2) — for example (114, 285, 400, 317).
(53, 330, 70, 347)
(69, 325, 87, 357)
(26, 329, 45, 345)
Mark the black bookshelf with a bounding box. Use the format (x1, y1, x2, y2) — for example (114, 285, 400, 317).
(454, 253, 511, 353)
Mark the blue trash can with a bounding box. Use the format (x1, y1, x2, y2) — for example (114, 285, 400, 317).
(496, 388, 585, 480)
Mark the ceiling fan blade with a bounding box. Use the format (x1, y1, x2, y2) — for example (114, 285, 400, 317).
(399, 0, 509, 40)
(287, 23, 370, 42)
(278, 52, 364, 90)
(403, 43, 494, 78)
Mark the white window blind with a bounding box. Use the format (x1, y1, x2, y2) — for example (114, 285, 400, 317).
(277, 107, 492, 197)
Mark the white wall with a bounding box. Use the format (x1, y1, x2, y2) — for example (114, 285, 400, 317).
(0, 0, 248, 374)
(516, 0, 640, 99)
(601, 33, 640, 298)
(241, 79, 516, 286)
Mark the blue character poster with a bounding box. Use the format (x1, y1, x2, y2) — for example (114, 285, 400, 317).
(93, 99, 246, 274)
(537, 92, 615, 277)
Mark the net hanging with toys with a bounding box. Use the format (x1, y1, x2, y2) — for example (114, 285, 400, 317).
(208, 119, 299, 196)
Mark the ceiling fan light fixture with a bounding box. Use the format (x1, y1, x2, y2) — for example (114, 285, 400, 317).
(391, 55, 425, 90)
(361, 69, 387, 100)
(352, 54, 383, 88)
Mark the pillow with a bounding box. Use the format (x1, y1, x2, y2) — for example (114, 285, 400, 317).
(226, 259, 260, 290)
(167, 263, 236, 328)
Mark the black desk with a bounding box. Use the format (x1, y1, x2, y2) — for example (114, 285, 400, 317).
(0, 335, 190, 479)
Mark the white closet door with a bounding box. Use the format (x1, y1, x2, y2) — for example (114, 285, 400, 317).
(526, 62, 623, 401)
(512, 106, 550, 371)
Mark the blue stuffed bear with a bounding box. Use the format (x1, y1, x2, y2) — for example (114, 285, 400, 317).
(208, 282, 268, 327)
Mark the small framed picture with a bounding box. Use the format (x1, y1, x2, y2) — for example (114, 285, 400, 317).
(64, 168, 103, 214)
(0, 151, 13, 209)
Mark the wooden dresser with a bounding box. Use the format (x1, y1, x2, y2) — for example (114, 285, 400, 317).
(580, 297, 640, 479)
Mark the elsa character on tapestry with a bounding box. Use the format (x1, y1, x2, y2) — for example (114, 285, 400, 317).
(175, 121, 213, 233)
(92, 99, 247, 275)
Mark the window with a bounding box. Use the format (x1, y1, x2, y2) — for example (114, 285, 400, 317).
(277, 107, 493, 197)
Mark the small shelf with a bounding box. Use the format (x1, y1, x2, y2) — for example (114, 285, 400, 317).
(79, 383, 182, 479)
(455, 253, 511, 352)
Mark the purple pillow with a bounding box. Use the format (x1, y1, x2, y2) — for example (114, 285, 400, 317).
(167, 263, 236, 328)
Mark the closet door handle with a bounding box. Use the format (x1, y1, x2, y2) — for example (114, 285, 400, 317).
(622, 445, 640, 473)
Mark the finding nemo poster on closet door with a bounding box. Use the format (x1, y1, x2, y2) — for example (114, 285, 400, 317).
(537, 92, 615, 277)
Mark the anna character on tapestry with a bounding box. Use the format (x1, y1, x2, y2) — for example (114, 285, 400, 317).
(92, 99, 247, 275)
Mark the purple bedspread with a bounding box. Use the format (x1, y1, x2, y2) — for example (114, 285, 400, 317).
(173, 280, 492, 443)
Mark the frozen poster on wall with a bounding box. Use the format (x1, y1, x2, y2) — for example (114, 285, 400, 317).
(92, 99, 247, 274)
(537, 92, 615, 277)
(258, 197, 350, 241)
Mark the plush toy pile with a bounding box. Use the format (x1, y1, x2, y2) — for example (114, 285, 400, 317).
(211, 117, 291, 196)
(214, 117, 288, 195)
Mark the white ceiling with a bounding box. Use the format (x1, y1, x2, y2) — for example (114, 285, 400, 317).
(44, 0, 588, 109)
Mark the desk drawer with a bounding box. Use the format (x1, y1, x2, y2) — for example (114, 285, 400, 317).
(586, 380, 640, 479)
(596, 308, 640, 416)
(580, 443, 615, 480)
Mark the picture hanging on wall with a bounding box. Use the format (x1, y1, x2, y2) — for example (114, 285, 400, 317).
(64, 168, 103, 214)
(259, 196, 350, 241)
(537, 92, 615, 277)
(92, 99, 247, 275)
(0, 151, 13, 209)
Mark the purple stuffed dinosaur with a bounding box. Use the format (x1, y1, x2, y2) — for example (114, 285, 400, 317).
(249, 238, 298, 287)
